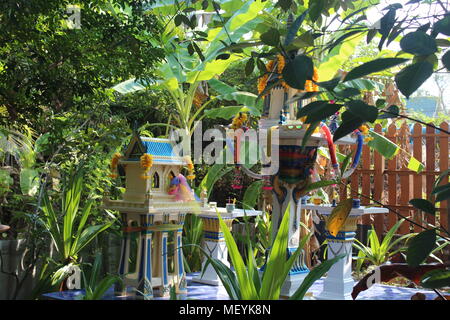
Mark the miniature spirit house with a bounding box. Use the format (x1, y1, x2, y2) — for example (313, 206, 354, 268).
(102, 135, 198, 298)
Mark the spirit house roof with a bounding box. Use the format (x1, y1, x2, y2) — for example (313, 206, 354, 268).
(123, 135, 188, 166)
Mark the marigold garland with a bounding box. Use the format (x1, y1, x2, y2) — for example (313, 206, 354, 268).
(184, 156, 195, 180)
(109, 153, 122, 178)
(358, 125, 373, 143)
(257, 55, 319, 94)
(140, 153, 153, 180)
(231, 112, 248, 129)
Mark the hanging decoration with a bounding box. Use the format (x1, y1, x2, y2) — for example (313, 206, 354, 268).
(184, 156, 196, 180)
(140, 153, 153, 179)
(109, 153, 122, 178)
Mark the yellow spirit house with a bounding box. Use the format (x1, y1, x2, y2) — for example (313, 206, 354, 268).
(102, 135, 199, 299)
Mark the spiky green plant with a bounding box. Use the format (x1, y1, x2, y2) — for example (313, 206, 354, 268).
(40, 170, 115, 286)
(353, 219, 416, 272)
(199, 205, 344, 300)
(78, 253, 121, 300)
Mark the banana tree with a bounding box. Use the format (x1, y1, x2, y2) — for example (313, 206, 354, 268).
(113, 0, 269, 136)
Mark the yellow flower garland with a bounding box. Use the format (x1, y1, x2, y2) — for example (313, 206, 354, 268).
(109, 153, 122, 178)
(257, 55, 319, 94)
(184, 156, 195, 180)
(140, 153, 153, 179)
(231, 112, 248, 129)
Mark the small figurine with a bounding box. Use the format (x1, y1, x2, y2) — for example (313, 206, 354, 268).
(168, 174, 198, 202)
(279, 110, 286, 125)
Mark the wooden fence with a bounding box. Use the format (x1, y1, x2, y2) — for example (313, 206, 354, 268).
(339, 122, 450, 237)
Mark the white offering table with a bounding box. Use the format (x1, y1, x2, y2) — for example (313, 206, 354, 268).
(192, 206, 262, 286)
(302, 204, 388, 300)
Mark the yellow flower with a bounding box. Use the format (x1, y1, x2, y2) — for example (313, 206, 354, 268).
(257, 73, 269, 95)
(358, 125, 369, 135)
(312, 66, 319, 82)
(140, 153, 153, 171)
(364, 137, 374, 143)
(276, 54, 285, 74)
(231, 112, 248, 129)
(111, 153, 122, 170)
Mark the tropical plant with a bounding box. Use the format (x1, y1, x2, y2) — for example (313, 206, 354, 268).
(182, 213, 204, 272)
(1, 0, 163, 126)
(253, 210, 272, 268)
(76, 253, 121, 300)
(39, 169, 116, 288)
(353, 219, 416, 272)
(198, 205, 344, 300)
(113, 0, 271, 137)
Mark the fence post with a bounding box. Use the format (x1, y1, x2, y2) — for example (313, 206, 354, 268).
(386, 124, 398, 231)
(426, 124, 436, 226)
(399, 123, 412, 234)
(412, 123, 424, 233)
(439, 122, 449, 235)
(373, 124, 385, 236)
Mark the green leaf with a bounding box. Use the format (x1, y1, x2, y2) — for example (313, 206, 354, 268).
(75, 223, 113, 255)
(420, 269, 450, 289)
(347, 100, 379, 123)
(409, 199, 436, 215)
(90, 275, 121, 300)
(301, 121, 321, 147)
(318, 32, 363, 81)
(304, 180, 337, 193)
(288, 32, 315, 50)
(297, 101, 327, 119)
(316, 77, 340, 91)
(442, 50, 450, 71)
(395, 61, 434, 98)
(285, 10, 309, 46)
(282, 55, 314, 90)
(304, 104, 342, 124)
(433, 169, 450, 191)
(261, 28, 280, 46)
(333, 112, 364, 142)
(242, 180, 263, 209)
(245, 58, 255, 76)
(407, 156, 424, 173)
(200, 252, 241, 299)
(400, 31, 437, 55)
(378, 105, 400, 119)
(436, 39, 450, 47)
(19, 168, 39, 196)
(378, 8, 396, 50)
(218, 213, 258, 299)
(366, 29, 377, 44)
(259, 203, 290, 299)
(433, 15, 450, 36)
(435, 188, 450, 203)
(432, 183, 450, 195)
(309, 0, 325, 22)
(278, 0, 292, 11)
(111, 78, 149, 94)
(289, 254, 345, 300)
(340, 151, 354, 176)
(366, 130, 398, 159)
(334, 88, 361, 98)
(327, 30, 362, 54)
(407, 229, 436, 267)
(344, 58, 408, 82)
(196, 163, 232, 198)
(204, 106, 257, 119)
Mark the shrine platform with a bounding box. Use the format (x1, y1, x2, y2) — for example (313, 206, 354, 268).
(43, 273, 439, 301)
